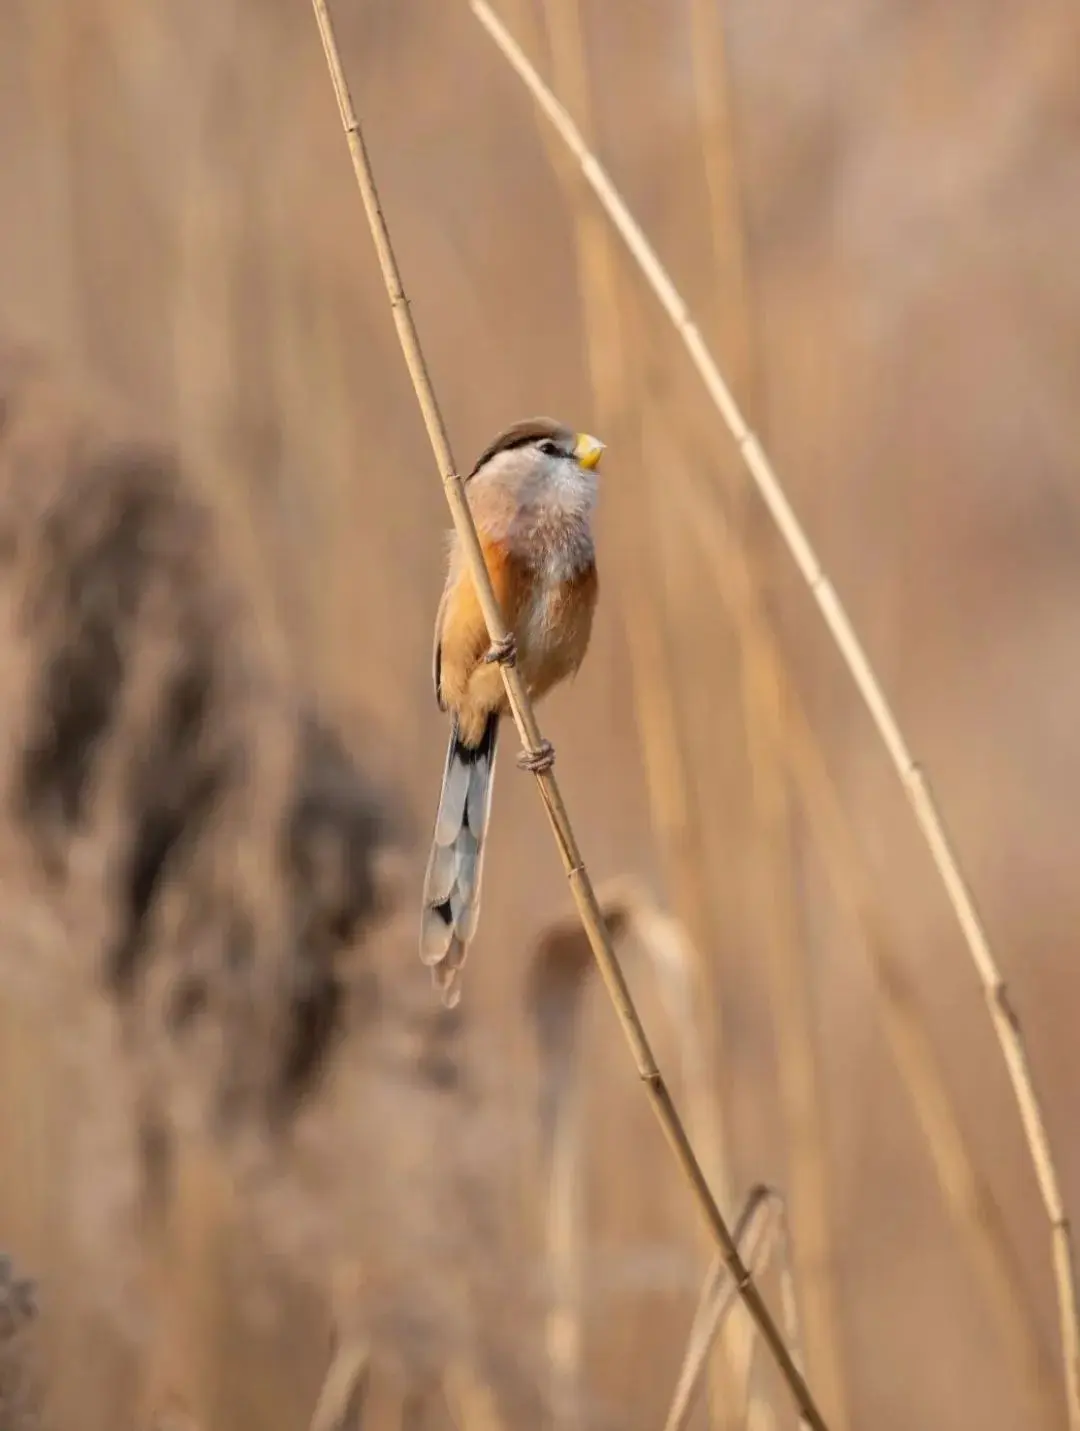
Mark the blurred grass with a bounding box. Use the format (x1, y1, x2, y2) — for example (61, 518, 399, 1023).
(2, 1, 1080, 1429)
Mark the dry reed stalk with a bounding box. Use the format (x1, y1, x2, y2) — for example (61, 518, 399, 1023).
(681, 1193, 800, 1431)
(671, 1195, 776, 1431)
(685, 5, 850, 1426)
(867, 944, 1061, 1428)
(307, 1336, 370, 1431)
(664, 1187, 788, 1431)
(533, 0, 733, 1179)
(739, 1204, 803, 1431)
(307, 1268, 373, 1431)
(520, 6, 635, 1416)
(771, 1212, 806, 1425)
(687, 0, 760, 415)
(668, 448, 1060, 1427)
(638, 412, 791, 1431)
(733, 629, 849, 1431)
(529, 897, 587, 1431)
(531, 880, 796, 1431)
(307, 5, 828, 1429)
(466, 6, 1080, 1424)
(137, 1137, 233, 1431)
(528, 878, 728, 1431)
(525, 1, 738, 1420)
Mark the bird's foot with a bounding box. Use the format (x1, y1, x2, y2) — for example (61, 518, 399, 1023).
(517, 739, 555, 774)
(483, 632, 517, 667)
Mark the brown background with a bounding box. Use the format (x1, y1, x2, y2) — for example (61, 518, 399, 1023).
(1, 1, 1079, 1428)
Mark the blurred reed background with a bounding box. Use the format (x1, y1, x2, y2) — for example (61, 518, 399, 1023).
(2, 1, 1080, 1428)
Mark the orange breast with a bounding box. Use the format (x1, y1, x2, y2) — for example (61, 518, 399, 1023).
(520, 560, 599, 703)
(436, 539, 598, 740)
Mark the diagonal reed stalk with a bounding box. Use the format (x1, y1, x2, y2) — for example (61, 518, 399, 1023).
(684, 4, 848, 1419)
(466, 4, 1080, 1424)
(665, 1186, 802, 1431)
(527, 890, 591, 1428)
(665, 427, 1060, 1426)
(308, 1336, 370, 1431)
(655, 389, 1058, 1419)
(666, 1190, 778, 1431)
(522, 0, 740, 1421)
(529, 875, 741, 1431)
(307, 4, 828, 1429)
(308, 1265, 373, 1431)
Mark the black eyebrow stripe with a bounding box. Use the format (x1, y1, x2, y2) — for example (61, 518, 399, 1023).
(467, 417, 574, 477)
(467, 433, 535, 477)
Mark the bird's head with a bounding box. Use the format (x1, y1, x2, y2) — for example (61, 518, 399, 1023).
(468, 417, 605, 502)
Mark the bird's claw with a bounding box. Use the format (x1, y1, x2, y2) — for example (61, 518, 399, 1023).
(517, 739, 555, 774)
(483, 633, 517, 667)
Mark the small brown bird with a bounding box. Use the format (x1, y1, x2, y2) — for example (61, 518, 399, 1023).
(420, 417, 605, 1006)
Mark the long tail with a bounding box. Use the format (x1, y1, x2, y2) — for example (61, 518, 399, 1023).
(419, 712, 499, 1006)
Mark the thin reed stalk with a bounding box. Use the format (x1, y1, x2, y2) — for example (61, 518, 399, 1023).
(683, 1194, 802, 1431)
(665, 1186, 778, 1431)
(616, 891, 796, 1431)
(309, 1267, 372, 1431)
(525, 1, 738, 1419)
(531, 881, 787, 1431)
(668, 438, 1060, 1427)
(516, 8, 635, 1413)
(308, 1337, 370, 1431)
(308, 5, 828, 1428)
(685, 5, 850, 1424)
(137, 1136, 233, 1431)
(466, 5, 1080, 1423)
(528, 882, 590, 1428)
(528, 876, 728, 1427)
(532, 0, 733, 1182)
(664, 1187, 798, 1431)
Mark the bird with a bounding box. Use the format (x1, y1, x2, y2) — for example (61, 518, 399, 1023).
(419, 417, 605, 1007)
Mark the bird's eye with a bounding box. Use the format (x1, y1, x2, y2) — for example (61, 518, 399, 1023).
(538, 440, 561, 458)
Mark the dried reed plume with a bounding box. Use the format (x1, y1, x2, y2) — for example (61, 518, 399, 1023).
(0, 343, 395, 1428)
(308, 2, 828, 1428)
(467, 3, 1080, 1423)
(0, 1253, 39, 1431)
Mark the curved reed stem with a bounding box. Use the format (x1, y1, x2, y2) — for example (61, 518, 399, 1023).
(466, 4, 1080, 1423)
(307, 4, 829, 1429)
(530, 881, 779, 1431)
(308, 1337, 370, 1431)
(685, 2, 849, 1421)
(664, 1186, 801, 1431)
(524, 1, 740, 1418)
(669, 430, 1060, 1425)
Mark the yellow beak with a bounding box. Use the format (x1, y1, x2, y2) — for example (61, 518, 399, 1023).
(574, 432, 606, 470)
